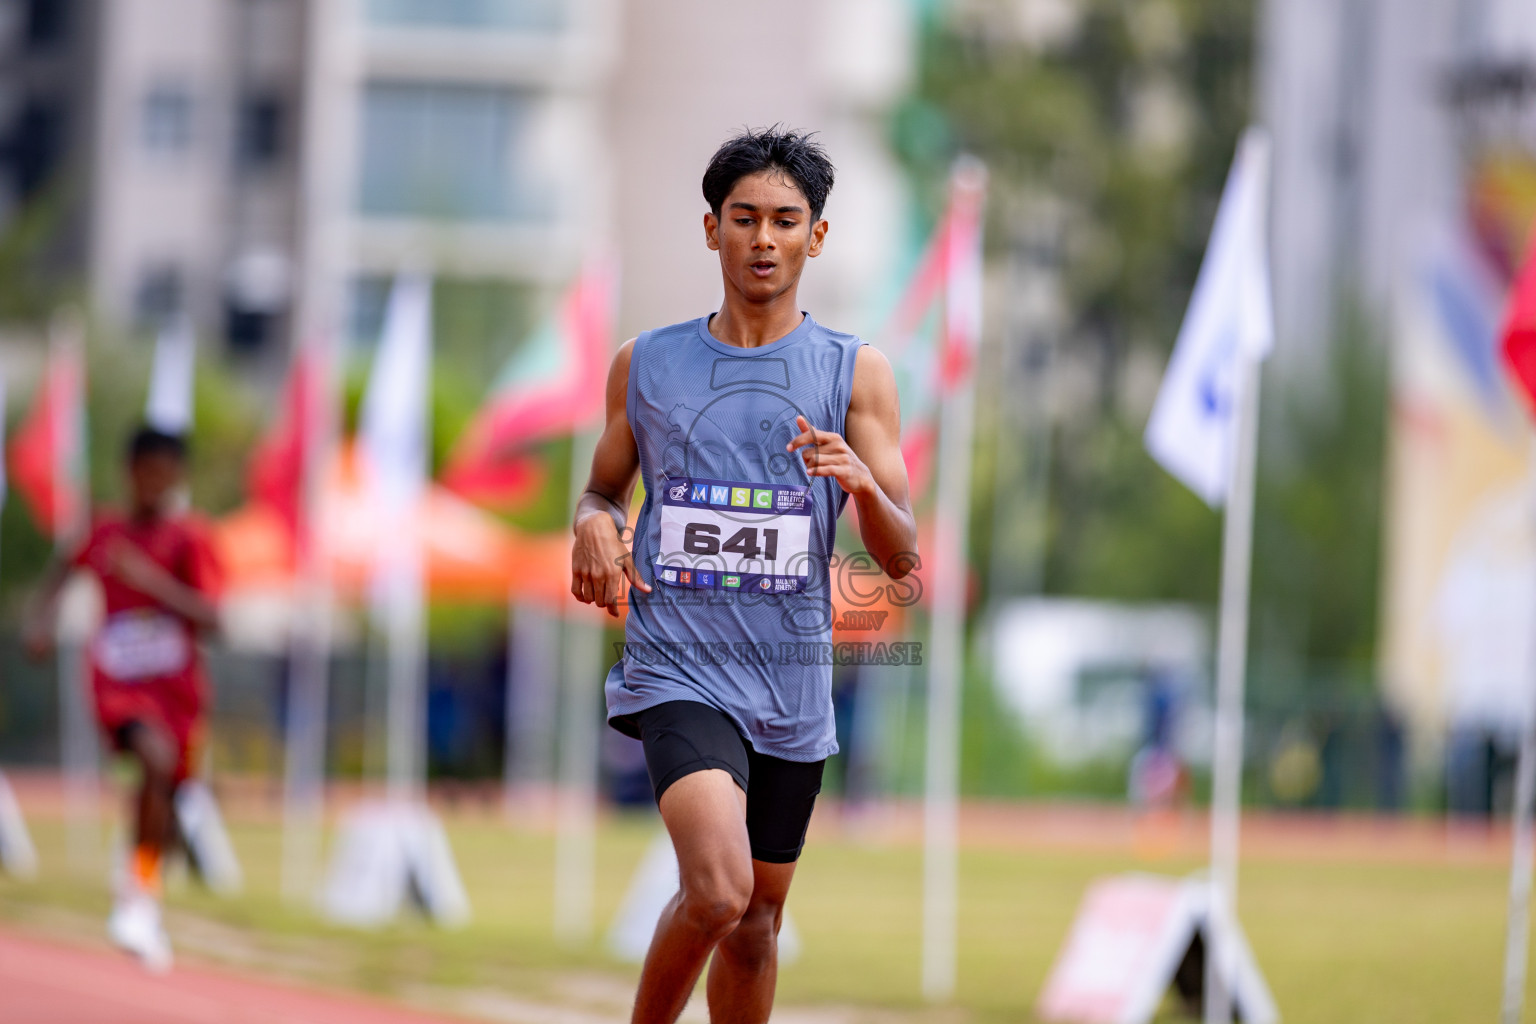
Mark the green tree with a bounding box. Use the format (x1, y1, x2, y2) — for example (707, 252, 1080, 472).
(898, 1, 1391, 800)
(898, 0, 1256, 610)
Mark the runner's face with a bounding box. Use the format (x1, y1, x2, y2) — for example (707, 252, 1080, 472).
(705, 170, 827, 305)
(128, 452, 184, 513)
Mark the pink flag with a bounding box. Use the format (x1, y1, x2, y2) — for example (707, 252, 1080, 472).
(875, 173, 986, 499)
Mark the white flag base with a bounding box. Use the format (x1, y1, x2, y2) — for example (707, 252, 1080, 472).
(321, 800, 470, 928)
(0, 771, 38, 879)
(1036, 873, 1277, 1024)
(607, 831, 800, 964)
(174, 780, 243, 895)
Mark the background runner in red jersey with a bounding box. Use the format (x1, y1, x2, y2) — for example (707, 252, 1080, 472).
(24, 426, 222, 972)
(73, 507, 222, 782)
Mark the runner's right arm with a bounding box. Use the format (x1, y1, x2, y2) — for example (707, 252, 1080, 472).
(101, 537, 220, 631)
(571, 340, 652, 617)
(23, 528, 220, 658)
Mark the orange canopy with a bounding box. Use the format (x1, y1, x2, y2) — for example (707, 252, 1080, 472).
(214, 451, 577, 607)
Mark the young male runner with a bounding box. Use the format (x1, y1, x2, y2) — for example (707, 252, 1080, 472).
(26, 426, 221, 971)
(571, 127, 917, 1024)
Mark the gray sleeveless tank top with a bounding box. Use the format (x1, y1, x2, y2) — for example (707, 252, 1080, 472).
(604, 313, 864, 760)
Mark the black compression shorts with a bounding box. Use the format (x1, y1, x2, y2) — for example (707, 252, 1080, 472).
(613, 700, 825, 864)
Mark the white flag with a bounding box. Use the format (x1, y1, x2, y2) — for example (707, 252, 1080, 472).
(1145, 129, 1273, 507)
(359, 273, 432, 525)
(359, 272, 434, 797)
(145, 315, 196, 434)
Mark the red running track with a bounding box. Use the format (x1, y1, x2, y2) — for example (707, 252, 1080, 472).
(0, 927, 461, 1024)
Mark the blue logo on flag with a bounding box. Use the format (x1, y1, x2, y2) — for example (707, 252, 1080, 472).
(691, 484, 709, 503)
(709, 486, 729, 505)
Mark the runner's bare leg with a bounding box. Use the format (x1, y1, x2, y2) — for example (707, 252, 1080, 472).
(706, 858, 796, 1024)
(123, 722, 177, 854)
(631, 769, 752, 1024)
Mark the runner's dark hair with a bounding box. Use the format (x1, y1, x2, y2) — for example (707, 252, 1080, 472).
(127, 424, 188, 463)
(702, 125, 836, 222)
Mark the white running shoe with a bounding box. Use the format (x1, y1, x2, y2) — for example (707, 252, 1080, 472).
(108, 890, 173, 973)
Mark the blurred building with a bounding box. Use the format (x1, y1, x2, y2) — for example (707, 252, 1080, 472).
(0, 0, 99, 284)
(1267, 0, 1536, 774)
(604, 0, 914, 338)
(0, 0, 619, 356)
(0, 0, 916, 360)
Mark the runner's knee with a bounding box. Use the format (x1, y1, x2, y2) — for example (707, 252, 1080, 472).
(678, 863, 753, 940)
(125, 723, 178, 786)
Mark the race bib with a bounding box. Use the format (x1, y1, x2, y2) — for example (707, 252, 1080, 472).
(94, 610, 190, 682)
(654, 476, 814, 595)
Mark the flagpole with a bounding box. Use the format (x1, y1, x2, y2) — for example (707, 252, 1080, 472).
(922, 161, 985, 1002)
(1499, 444, 1536, 1024)
(503, 600, 558, 815)
(550, 259, 618, 945)
(383, 546, 428, 802)
(280, 351, 337, 902)
(1204, 350, 1262, 1024)
(48, 316, 97, 871)
(0, 378, 31, 880)
(1503, 713, 1536, 1024)
(280, 0, 356, 902)
(920, 347, 975, 1002)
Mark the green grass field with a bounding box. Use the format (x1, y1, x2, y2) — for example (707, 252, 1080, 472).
(0, 806, 1525, 1023)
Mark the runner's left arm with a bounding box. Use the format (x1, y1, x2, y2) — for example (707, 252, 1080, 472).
(786, 346, 918, 578)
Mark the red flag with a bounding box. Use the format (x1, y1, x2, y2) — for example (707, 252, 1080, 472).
(874, 168, 986, 499)
(8, 341, 85, 538)
(939, 165, 986, 389)
(1501, 229, 1536, 413)
(247, 349, 320, 550)
(443, 256, 616, 509)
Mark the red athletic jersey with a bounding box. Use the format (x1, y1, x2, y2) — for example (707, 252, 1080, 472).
(71, 511, 222, 777)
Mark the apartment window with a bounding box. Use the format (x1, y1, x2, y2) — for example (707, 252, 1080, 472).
(235, 93, 284, 170)
(24, 0, 69, 49)
(358, 82, 539, 221)
(225, 248, 290, 352)
(364, 0, 560, 31)
(12, 98, 64, 199)
(226, 303, 277, 351)
(142, 84, 194, 154)
(135, 266, 184, 326)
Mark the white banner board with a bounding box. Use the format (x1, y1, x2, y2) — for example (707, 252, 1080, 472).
(0, 771, 37, 879)
(174, 780, 243, 895)
(322, 801, 470, 928)
(1037, 874, 1277, 1024)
